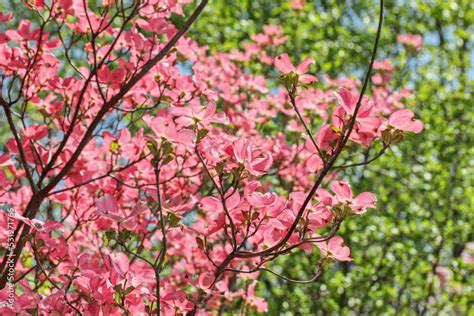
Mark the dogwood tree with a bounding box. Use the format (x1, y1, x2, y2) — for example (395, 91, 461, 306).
(0, 0, 423, 314)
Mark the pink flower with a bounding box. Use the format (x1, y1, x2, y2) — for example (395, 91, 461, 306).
(5, 20, 38, 41)
(435, 266, 452, 288)
(228, 139, 273, 176)
(96, 194, 146, 229)
(22, 125, 48, 140)
(136, 17, 175, 35)
(98, 66, 126, 86)
(0, 33, 9, 44)
(387, 109, 424, 133)
(317, 236, 352, 261)
(290, 0, 305, 10)
(244, 283, 268, 313)
(373, 60, 395, 72)
(397, 33, 423, 52)
(95, 194, 126, 223)
(332, 88, 382, 146)
(197, 272, 214, 289)
(8, 209, 45, 232)
(247, 192, 277, 208)
(143, 115, 195, 144)
(312, 124, 340, 153)
(168, 102, 228, 128)
(330, 181, 376, 214)
(333, 88, 359, 114)
(0, 12, 13, 22)
(304, 137, 324, 172)
(274, 53, 318, 84)
(461, 242, 474, 264)
(307, 207, 332, 230)
(194, 190, 241, 236)
(0, 170, 7, 187)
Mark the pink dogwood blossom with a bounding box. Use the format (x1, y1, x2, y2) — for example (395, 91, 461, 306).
(385, 109, 424, 133)
(317, 236, 352, 261)
(274, 53, 318, 83)
(397, 33, 423, 52)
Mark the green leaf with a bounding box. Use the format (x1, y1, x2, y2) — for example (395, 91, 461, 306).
(168, 213, 181, 227)
(197, 128, 209, 141)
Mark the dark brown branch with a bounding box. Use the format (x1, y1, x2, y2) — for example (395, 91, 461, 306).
(1, 98, 38, 193)
(289, 93, 326, 165)
(332, 143, 389, 169)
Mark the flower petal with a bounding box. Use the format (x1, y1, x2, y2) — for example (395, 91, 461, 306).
(274, 53, 295, 74)
(296, 56, 314, 75)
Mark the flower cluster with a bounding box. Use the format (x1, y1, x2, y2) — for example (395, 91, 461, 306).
(0, 1, 422, 314)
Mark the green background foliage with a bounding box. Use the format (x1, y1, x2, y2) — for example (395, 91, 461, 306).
(190, 0, 474, 314)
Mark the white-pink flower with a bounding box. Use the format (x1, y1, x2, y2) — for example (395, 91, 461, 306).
(317, 236, 352, 262)
(274, 53, 318, 84)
